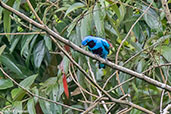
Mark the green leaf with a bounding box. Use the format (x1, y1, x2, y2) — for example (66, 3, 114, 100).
(0, 45, 6, 55)
(130, 108, 142, 114)
(147, 0, 157, 8)
(142, 5, 162, 32)
(39, 81, 63, 114)
(55, 7, 67, 13)
(118, 72, 130, 95)
(105, 22, 117, 36)
(26, 36, 37, 66)
(0, 7, 3, 22)
(9, 37, 21, 53)
(27, 99, 36, 114)
(111, 4, 120, 19)
(0, 79, 13, 90)
(137, 59, 144, 73)
(67, 21, 77, 37)
(133, 22, 145, 44)
(2, 0, 15, 40)
(3, 9, 11, 40)
(118, 4, 126, 24)
(39, 99, 53, 114)
(62, 56, 70, 73)
(77, 56, 87, 88)
(73, 26, 81, 45)
(21, 34, 35, 56)
(93, 3, 105, 37)
(13, 0, 21, 10)
(132, 83, 138, 94)
(96, 68, 104, 81)
(44, 35, 52, 51)
(52, 84, 63, 113)
(65, 2, 85, 17)
(40, 77, 57, 89)
(11, 88, 22, 99)
(33, 40, 46, 68)
(13, 101, 22, 114)
(20, 74, 38, 89)
(160, 46, 171, 62)
(80, 9, 93, 39)
(0, 55, 23, 76)
(67, 14, 82, 37)
(11, 74, 38, 100)
(15, 65, 33, 77)
(168, 0, 171, 3)
(106, 14, 119, 36)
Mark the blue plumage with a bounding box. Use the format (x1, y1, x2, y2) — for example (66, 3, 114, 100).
(82, 36, 110, 68)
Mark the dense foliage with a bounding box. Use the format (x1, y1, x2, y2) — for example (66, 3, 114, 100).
(0, 0, 170, 113)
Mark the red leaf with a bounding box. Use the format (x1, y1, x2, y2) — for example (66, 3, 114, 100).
(63, 73, 69, 99)
(64, 45, 70, 53)
(35, 102, 43, 114)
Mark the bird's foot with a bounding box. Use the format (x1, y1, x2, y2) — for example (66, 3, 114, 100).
(104, 58, 109, 64)
(94, 54, 100, 59)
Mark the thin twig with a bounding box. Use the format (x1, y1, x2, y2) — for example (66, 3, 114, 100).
(81, 102, 99, 114)
(160, 90, 165, 114)
(10, 15, 34, 31)
(143, 63, 171, 74)
(26, 0, 44, 24)
(0, 32, 46, 35)
(117, 107, 132, 114)
(106, 94, 130, 114)
(107, 77, 135, 93)
(82, 96, 110, 114)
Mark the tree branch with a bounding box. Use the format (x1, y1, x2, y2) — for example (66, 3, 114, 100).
(162, 104, 171, 114)
(161, 0, 171, 24)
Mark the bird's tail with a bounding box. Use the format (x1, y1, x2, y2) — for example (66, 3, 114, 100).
(99, 63, 105, 69)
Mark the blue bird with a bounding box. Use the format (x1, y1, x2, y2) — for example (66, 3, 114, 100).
(82, 36, 110, 68)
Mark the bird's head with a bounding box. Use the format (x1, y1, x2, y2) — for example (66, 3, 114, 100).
(81, 36, 94, 46)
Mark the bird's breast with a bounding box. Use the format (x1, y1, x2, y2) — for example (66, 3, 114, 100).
(92, 47, 103, 55)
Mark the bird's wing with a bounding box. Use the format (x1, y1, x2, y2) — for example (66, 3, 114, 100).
(101, 40, 110, 53)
